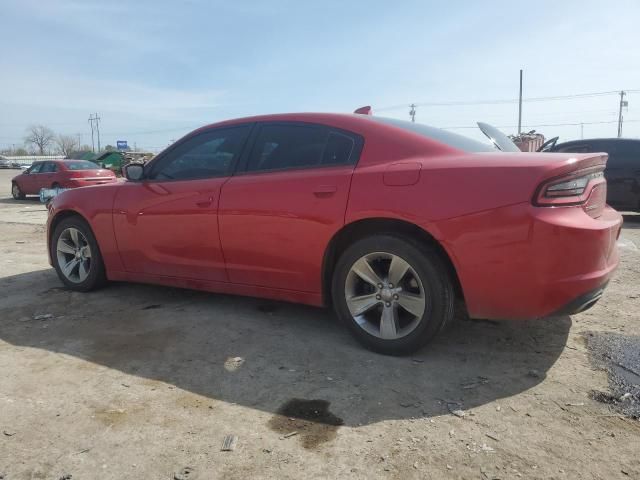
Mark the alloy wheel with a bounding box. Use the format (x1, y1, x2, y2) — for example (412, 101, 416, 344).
(56, 227, 92, 283)
(345, 252, 427, 340)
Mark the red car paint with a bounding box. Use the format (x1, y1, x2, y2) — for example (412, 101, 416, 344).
(46, 113, 622, 320)
(12, 160, 116, 195)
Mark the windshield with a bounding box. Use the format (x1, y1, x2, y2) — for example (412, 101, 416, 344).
(369, 116, 494, 153)
(477, 122, 521, 152)
(64, 160, 100, 170)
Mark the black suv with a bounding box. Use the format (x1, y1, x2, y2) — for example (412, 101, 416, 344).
(547, 138, 640, 212)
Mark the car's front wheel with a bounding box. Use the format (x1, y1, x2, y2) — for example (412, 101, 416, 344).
(332, 234, 454, 355)
(11, 182, 25, 200)
(51, 216, 107, 292)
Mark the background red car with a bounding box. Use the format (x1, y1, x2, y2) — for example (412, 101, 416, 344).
(11, 160, 116, 199)
(46, 113, 622, 355)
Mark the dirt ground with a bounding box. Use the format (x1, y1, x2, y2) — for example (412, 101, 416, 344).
(0, 169, 639, 480)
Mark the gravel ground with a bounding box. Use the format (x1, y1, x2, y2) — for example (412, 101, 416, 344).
(0, 169, 639, 479)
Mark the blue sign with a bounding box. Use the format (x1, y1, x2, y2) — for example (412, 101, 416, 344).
(116, 140, 128, 151)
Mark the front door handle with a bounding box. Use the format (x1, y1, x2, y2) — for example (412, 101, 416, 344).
(196, 197, 213, 208)
(313, 185, 337, 197)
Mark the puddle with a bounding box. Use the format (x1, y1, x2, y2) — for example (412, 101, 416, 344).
(268, 399, 343, 449)
(585, 331, 640, 419)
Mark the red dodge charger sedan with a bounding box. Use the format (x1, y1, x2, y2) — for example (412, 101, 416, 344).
(45, 112, 622, 354)
(12, 159, 116, 199)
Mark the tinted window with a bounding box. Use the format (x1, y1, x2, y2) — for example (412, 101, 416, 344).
(28, 162, 43, 174)
(65, 160, 100, 170)
(555, 143, 591, 153)
(597, 141, 640, 168)
(323, 132, 354, 165)
(247, 125, 329, 172)
(368, 116, 494, 153)
(41, 162, 57, 173)
(150, 126, 250, 180)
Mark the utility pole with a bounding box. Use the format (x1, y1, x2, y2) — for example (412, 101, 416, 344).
(88, 113, 101, 152)
(409, 104, 416, 122)
(617, 91, 627, 138)
(517, 69, 523, 135)
(88, 115, 95, 152)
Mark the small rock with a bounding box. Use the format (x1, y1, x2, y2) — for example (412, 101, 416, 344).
(495, 405, 501, 412)
(221, 434, 238, 451)
(59, 475, 72, 480)
(565, 402, 585, 407)
(619, 393, 632, 401)
(173, 467, 195, 480)
(480, 443, 495, 453)
(446, 465, 453, 470)
(281, 431, 298, 439)
(33, 313, 54, 320)
(451, 409, 466, 418)
(527, 369, 541, 378)
(3, 430, 16, 437)
(224, 357, 245, 372)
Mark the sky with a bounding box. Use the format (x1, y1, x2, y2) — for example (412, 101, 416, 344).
(1, 0, 639, 153)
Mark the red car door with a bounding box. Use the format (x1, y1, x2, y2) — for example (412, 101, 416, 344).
(219, 122, 362, 293)
(112, 125, 252, 282)
(21, 161, 44, 194)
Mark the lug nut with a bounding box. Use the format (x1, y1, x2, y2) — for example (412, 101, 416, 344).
(385, 302, 391, 307)
(377, 283, 383, 289)
(388, 283, 394, 288)
(376, 294, 381, 300)
(393, 294, 399, 300)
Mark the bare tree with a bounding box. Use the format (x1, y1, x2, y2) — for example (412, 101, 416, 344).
(56, 134, 77, 158)
(24, 125, 55, 155)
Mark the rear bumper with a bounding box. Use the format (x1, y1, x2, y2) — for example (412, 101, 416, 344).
(435, 203, 622, 320)
(551, 283, 608, 316)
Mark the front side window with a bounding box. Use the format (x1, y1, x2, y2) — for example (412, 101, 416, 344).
(28, 162, 43, 174)
(246, 124, 357, 172)
(150, 126, 251, 180)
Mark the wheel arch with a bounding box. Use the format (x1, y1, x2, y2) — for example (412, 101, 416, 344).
(322, 217, 464, 307)
(48, 209, 93, 258)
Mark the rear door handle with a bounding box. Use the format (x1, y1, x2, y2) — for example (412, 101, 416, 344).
(313, 185, 337, 197)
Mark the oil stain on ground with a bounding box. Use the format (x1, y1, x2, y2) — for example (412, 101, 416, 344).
(585, 331, 640, 419)
(268, 399, 344, 449)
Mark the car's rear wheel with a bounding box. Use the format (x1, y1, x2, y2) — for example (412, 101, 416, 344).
(332, 234, 454, 355)
(12, 182, 25, 200)
(51, 216, 106, 292)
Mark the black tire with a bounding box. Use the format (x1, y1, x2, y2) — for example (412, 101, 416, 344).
(331, 234, 454, 355)
(11, 182, 25, 200)
(51, 216, 107, 292)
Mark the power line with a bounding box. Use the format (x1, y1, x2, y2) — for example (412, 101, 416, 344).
(376, 89, 640, 112)
(441, 119, 640, 130)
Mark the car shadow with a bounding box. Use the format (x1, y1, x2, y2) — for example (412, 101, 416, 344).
(0, 196, 41, 205)
(0, 268, 571, 427)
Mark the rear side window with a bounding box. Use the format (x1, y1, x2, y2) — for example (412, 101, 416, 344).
(41, 162, 57, 173)
(246, 124, 358, 172)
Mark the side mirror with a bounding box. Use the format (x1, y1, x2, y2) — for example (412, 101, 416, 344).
(124, 163, 145, 181)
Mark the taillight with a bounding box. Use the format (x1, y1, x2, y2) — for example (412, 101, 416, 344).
(534, 168, 606, 207)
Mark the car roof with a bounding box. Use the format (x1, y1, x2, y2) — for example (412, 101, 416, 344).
(555, 138, 640, 146)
